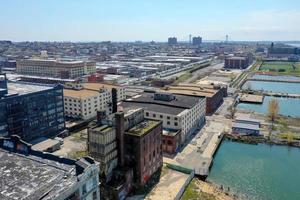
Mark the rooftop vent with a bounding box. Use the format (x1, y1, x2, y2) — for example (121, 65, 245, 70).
(153, 92, 174, 102)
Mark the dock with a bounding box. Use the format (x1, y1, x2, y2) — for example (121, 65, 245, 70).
(239, 94, 264, 104)
(164, 121, 225, 177)
(263, 92, 300, 99)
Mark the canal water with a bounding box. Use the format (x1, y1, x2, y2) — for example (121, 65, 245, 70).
(242, 80, 300, 94)
(207, 140, 300, 200)
(237, 96, 300, 117)
(252, 74, 300, 82)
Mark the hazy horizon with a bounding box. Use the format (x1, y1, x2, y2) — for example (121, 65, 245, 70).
(1, 0, 300, 42)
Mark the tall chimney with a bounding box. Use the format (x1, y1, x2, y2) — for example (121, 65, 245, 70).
(96, 110, 106, 126)
(115, 112, 125, 167)
(112, 88, 118, 114)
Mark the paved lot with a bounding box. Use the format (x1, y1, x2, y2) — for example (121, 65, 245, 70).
(163, 97, 234, 175)
(53, 129, 87, 158)
(146, 168, 190, 200)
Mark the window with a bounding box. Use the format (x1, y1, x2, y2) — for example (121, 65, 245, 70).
(146, 112, 149, 117)
(82, 184, 87, 195)
(93, 191, 97, 200)
(153, 114, 156, 118)
(167, 121, 170, 125)
(167, 116, 170, 120)
(160, 115, 163, 119)
(174, 122, 178, 126)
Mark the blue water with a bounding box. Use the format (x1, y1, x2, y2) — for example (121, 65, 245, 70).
(237, 96, 300, 117)
(208, 140, 300, 200)
(243, 81, 300, 94)
(252, 74, 300, 81)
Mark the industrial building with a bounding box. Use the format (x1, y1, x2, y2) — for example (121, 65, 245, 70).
(120, 91, 206, 154)
(87, 108, 163, 199)
(224, 56, 250, 69)
(232, 116, 261, 136)
(0, 135, 100, 200)
(16, 58, 96, 78)
(268, 43, 300, 58)
(63, 82, 125, 120)
(164, 83, 226, 115)
(0, 74, 65, 141)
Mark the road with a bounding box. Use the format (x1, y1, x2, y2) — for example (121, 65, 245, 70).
(183, 61, 224, 84)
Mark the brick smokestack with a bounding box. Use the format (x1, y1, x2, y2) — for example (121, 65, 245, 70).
(115, 112, 125, 167)
(112, 88, 118, 114)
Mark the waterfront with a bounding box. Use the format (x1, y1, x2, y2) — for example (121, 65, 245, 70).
(237, 96, 300, 117)
(243, 80, 300, 94)
(207, 140, 300, 200)
(252, 74, 300, 82)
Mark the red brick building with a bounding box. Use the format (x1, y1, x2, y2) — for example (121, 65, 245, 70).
(115, 108, 163, 186)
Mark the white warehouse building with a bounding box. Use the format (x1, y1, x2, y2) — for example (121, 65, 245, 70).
(119, 92, 206, 149)
(63, 82, 125, 120)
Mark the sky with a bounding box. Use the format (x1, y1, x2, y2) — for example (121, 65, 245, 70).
(1, 0, 300, 42)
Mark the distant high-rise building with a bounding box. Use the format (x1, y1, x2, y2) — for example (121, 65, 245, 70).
(192, 36, 202, 46)
(168, 37, 177, 45)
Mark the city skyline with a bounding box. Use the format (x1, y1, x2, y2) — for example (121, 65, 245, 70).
(1, 0, 300, 42)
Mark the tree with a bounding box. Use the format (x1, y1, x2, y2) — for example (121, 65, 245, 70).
(286, 132, 294, 144)
(268, 98, 279, 124)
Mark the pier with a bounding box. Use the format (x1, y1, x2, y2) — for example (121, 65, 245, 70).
(263, 92, 300, 99)
(163, 121, 225, 177)
(239, 94, 264, 104)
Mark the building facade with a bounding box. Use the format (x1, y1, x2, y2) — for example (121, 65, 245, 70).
(118, 109, 163, 186)
(17, 59, 96, 78)
(87, 108, 163, 199)
(88, 124, 118, 180)
(64, 82, 125, 120)
(165, 84, 226, 115)
(0, 74, 65, 141)
(120, 92, 206, 152)
(232, 116, 260, 136)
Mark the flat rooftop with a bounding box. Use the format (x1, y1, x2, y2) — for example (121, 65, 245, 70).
(125, 92, 201, 109)
(83, 82, 122, 91)
(121, 101, 186, 116)
(18, 58, 94, 65)
(0, 149, 77, 200)
(126, 120, 160, 137)
(7, 82, 53, 95)
(233, 122, 260, 131)
(165, 85, 218, 98)
(91, 124, 114, 133)
(63, 88, 98, 99)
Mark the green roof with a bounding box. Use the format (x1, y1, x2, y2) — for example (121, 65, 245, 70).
(126, 120, 160, 137)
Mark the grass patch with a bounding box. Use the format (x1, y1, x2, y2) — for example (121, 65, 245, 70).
(70, 131, 87, 142)
(259, 61, 300, 75)
(68, 150, 88, 159)
(181, 179, 216, 200)
(174, 72, 192, 84)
